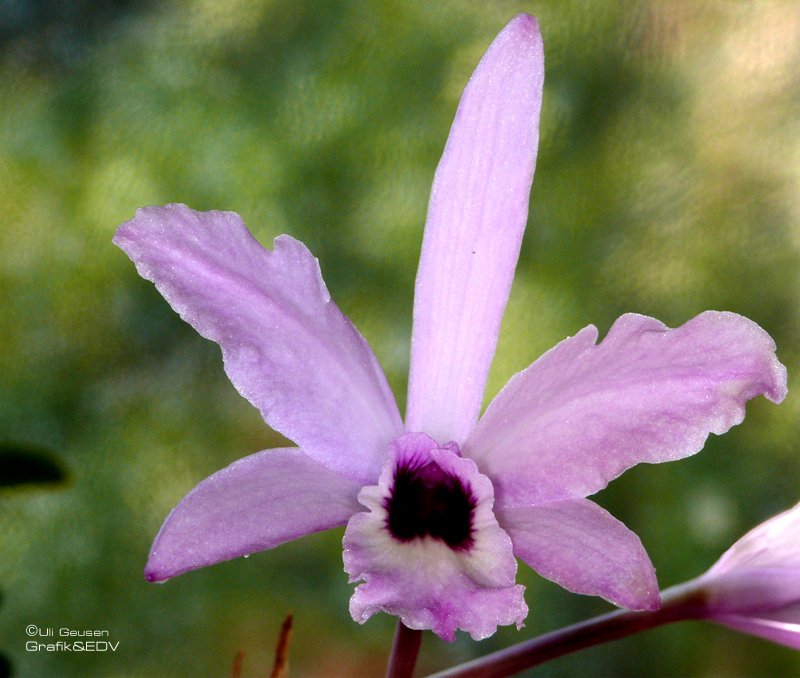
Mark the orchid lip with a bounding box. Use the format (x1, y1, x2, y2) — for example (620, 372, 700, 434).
(343, 432, 527, 640)
(384, 449, 477, 550)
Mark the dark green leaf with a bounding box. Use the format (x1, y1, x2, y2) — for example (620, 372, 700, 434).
(0, 444, 68, 487)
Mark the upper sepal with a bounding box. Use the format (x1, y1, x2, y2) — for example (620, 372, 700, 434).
(406, 14, 544, 445)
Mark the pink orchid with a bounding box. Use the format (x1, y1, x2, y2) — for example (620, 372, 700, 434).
(693, 501, 800, 648)
(114, 14, 787, 641)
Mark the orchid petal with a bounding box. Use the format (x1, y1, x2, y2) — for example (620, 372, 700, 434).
(466, 312, 787, 505)
(406, 14, 544, 444)
(343, 433, 526, 641)
(114, 205, 403, 483)
(497, 499, 659, 610)
(712, 616, 800, 650)
(709, 500, 800, 576)
(703, 569, 800, 616)
(695, 501, 800, 647)
(145, 447, 363, 582)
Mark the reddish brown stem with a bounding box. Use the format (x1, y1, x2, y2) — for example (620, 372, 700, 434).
(386, 621, 423, 678)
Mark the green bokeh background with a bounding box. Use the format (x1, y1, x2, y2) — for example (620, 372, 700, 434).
(2, 1, 800, 676)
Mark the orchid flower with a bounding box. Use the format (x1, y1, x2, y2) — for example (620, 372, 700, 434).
(688, 501, 800, 648)
(114, 14, 787, 642)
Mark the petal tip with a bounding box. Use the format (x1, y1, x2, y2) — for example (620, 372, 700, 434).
(509, 12, 541, 39)
(639, 590, 662, 612)
(144, 561, 169, 583)
(504, 13, 544, 64)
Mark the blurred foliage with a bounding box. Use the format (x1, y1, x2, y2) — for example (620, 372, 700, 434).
(1, 0, 800, 676)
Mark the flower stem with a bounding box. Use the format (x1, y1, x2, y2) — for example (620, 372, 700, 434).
(386, 621, 423, 678)
(425, 581, 708, 678)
